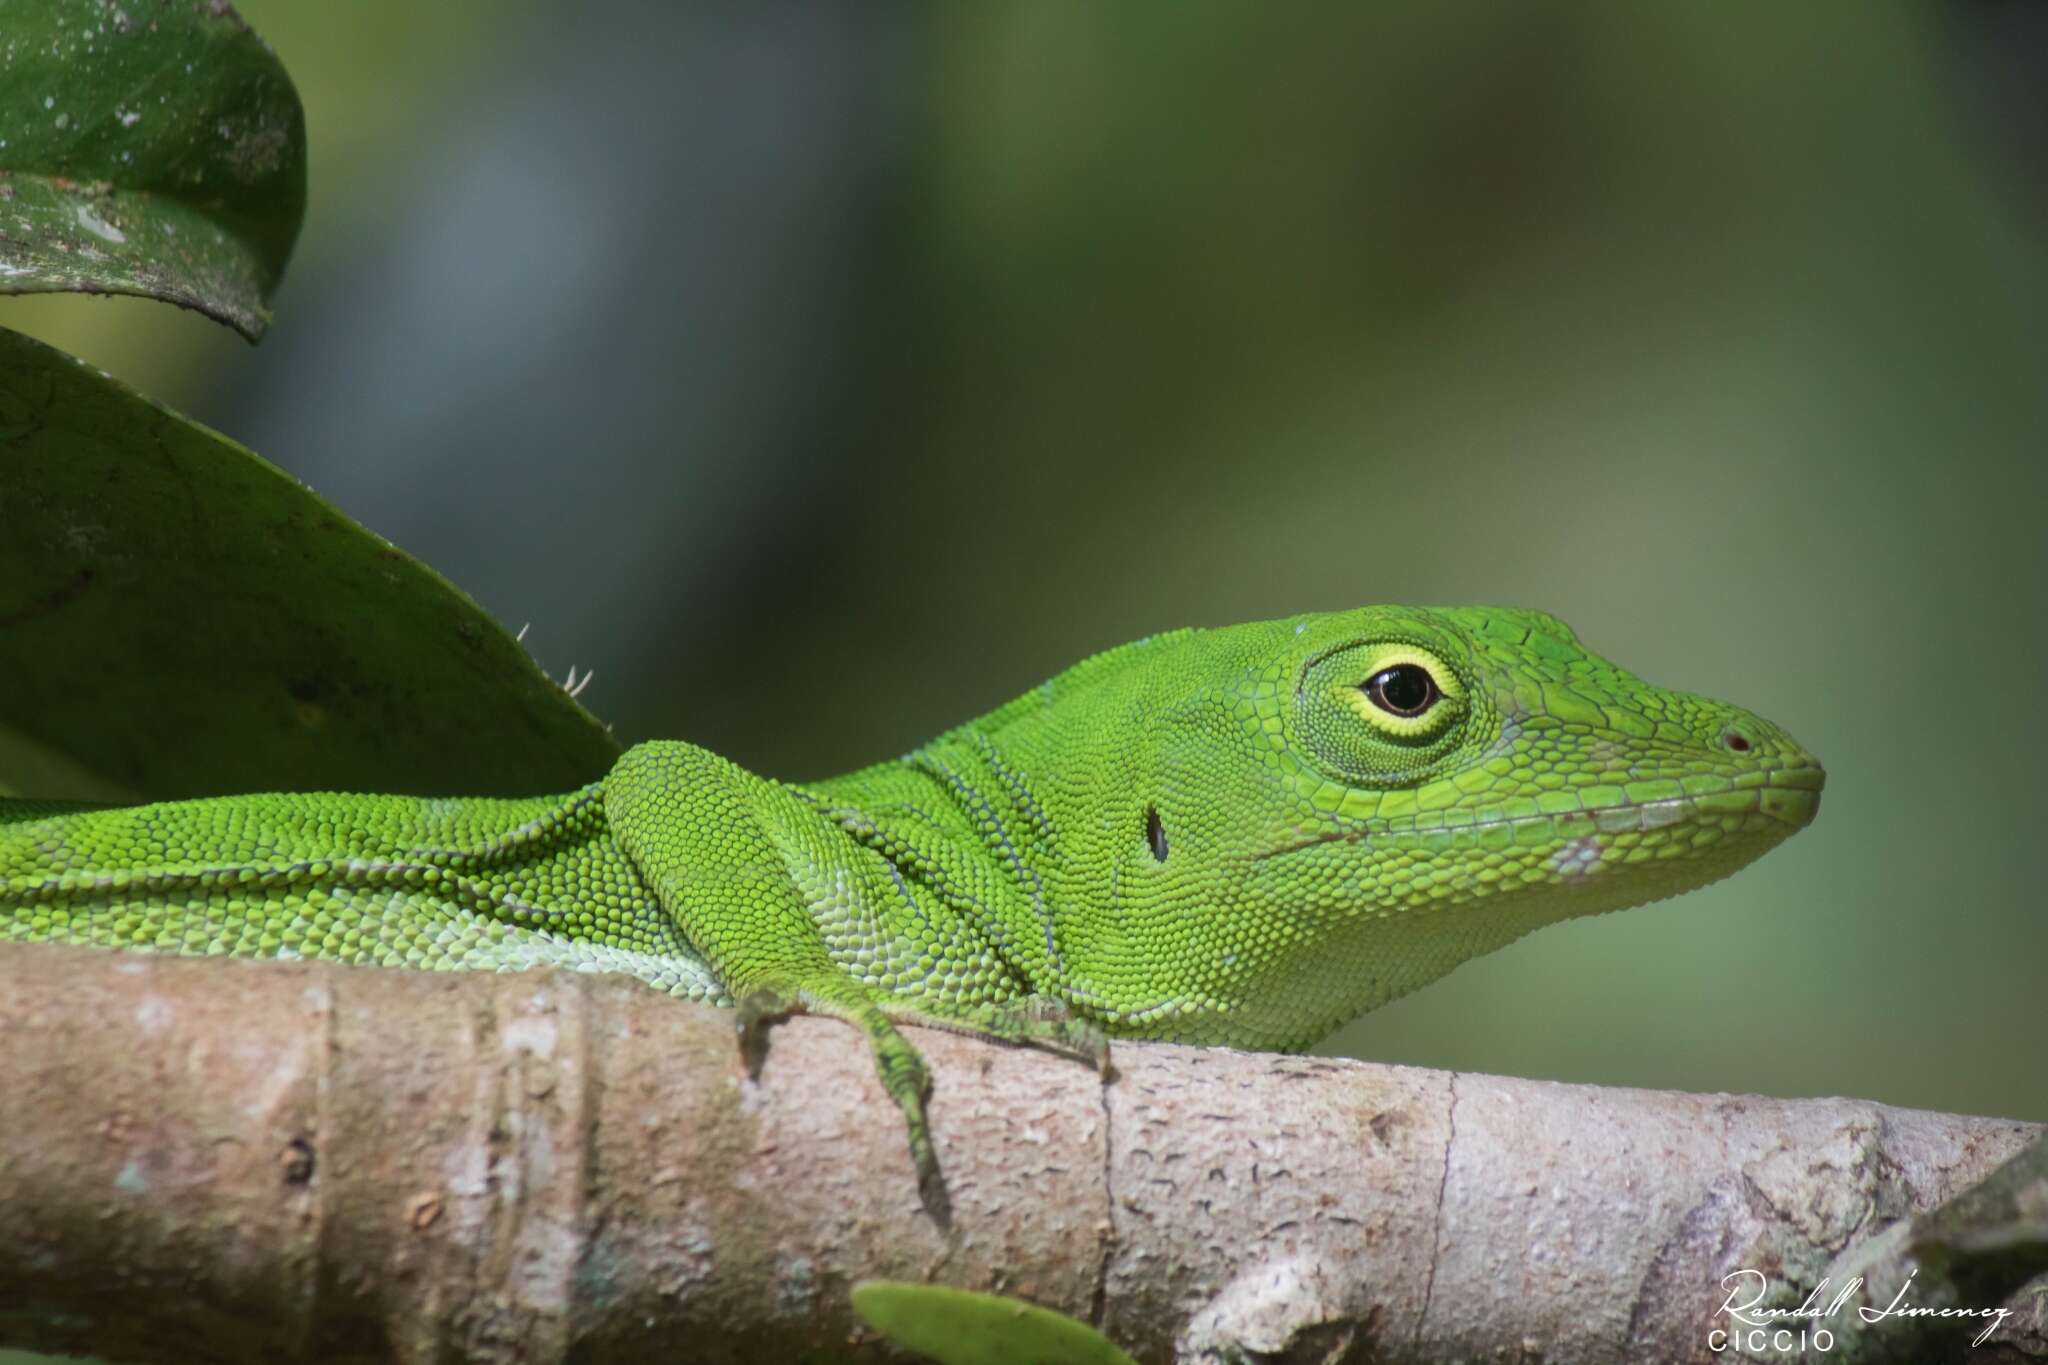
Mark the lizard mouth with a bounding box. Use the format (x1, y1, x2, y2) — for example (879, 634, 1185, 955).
(1252, 763, 1825, 861)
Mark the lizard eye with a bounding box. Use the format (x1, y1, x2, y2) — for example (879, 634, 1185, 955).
(1363, 664, 1439, 718)
(1300, 638, 1468, 780)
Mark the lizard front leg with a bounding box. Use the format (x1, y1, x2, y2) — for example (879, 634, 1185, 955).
(605, 740, 990, 1221)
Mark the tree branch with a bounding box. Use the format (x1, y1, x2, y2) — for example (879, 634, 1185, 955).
(0, 942, 2040, 1364)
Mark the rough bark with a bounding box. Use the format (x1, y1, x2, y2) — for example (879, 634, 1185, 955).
(0, 941, 2039, 1364)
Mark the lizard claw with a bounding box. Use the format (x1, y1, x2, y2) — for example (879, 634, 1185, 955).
(734, 986, 794, 1080)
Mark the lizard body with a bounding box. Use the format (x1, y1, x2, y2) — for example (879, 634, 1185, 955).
(0, 606, 1823, 1215)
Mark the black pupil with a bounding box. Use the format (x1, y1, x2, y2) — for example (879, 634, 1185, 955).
(1368, 664, 1436, 716)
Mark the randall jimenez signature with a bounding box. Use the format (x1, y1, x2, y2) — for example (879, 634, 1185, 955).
(1712, 1268, 2013, 1353)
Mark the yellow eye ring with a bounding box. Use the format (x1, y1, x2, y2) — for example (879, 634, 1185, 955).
(1330, 645, 1464, 738)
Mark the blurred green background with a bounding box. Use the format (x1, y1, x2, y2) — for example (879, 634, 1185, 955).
(4, 0, 2042, 1135)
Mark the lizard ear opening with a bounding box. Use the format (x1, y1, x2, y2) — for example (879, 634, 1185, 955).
(1145, 805, 1169, 863)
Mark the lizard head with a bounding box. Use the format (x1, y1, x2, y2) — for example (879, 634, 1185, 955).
(1090, 604, 1824, 1045)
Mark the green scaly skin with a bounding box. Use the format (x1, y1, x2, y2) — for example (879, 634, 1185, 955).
(0, 607, 1823, 1218)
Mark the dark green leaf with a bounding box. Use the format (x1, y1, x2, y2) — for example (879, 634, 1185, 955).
(0, 0, 306, 340)
(849, 1281, 1138, 1365)
(0, 327, 622, 801)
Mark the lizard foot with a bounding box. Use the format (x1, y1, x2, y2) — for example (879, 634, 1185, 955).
(734, 981, 951, 1225)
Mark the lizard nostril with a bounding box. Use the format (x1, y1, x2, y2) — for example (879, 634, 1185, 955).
(1723, 729, 1753, 753)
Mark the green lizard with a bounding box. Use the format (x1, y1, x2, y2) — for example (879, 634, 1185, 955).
(0, 606, 1821, 1217)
